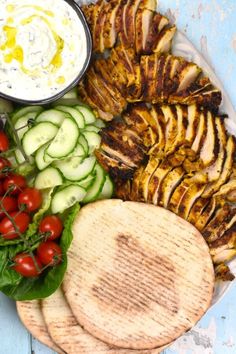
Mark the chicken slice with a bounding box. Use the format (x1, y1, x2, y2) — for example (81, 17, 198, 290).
(135, 8, 154, 55)
(124, 0, 143, 48)
(95, 149, 135, 182)
(148, 159, 175, 205)
(213, 249, 236, 266)
(130, 164, 146, 201)
(183, 87, 222, 112)
(152, 26, 177, 54)
(158, 166, 185, 208)
(81, 3, 95, 27)
(176, 63, 202, 93)
(148, 105, 166, 154)
(138, 156, 162, 201)
(210, 225, 236, 257)
(203, 205, 236, 244)
(178, 183, 206, 220)
(187, 197, 210, 225)
(139, 0, 157, 11)
(202, 117, 227, 182)
(169, 105, 188, 153)
(202, 135, 236, 198)
(215, 263, 235, 281)
(103, 0, 122, 48)
(200, 111, 218, 167)
(185, 104, 200, 144)
(94, 0, 108, 52)
(161, 105, 178, 154)
(215, 178, 236, 202)
(191, 111, 207, 153)
(144, 13, 169, 53)
(168, 178, 192, 214)
(194, 196, 217, 231)
(115, 180, 132, 200)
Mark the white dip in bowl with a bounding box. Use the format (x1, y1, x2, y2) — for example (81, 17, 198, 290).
(0, 0, 91, 103)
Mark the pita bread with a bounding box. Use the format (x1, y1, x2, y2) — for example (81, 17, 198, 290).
(63, 199, 214, 350)
(16, 300, 63, 353)
(42, 287, 169, 354)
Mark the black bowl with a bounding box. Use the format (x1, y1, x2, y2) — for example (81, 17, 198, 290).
(0, 0, 92, 106)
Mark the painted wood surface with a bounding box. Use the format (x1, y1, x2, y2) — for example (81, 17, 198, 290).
(0, 0, 236, 353)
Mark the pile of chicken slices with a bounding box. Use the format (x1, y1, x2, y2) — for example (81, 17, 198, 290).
(79, 0, 236, 281)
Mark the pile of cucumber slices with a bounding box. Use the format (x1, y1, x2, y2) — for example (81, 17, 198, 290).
(11, 104, 113, 214)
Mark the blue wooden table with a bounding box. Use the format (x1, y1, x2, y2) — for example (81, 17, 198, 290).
(1, 0, 236, 353)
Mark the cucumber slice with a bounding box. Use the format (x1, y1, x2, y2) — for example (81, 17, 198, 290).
(84, 125, 100, 133)
(36, 109, 69, 126)
(69, 143, 85, 158)
(63, 87, 78, 100)
(75, 105, 96, 124)
(0, 98, 13, 113)
(94, 119, 106, 128)
(78, 134, 89, 156)
(46, 117, 79, 159)
(98, 175, 114, 199)
(12, 106, 43, 124)
(83, 164, 106, 203)
(82, 131, 101, 153)
(55, 105, 85, 129)
(15, 148, 34, 165)
(34, 167, 63, 189)
(22, 122, 58, 156)
(55, 156, 96, 181)
(14, 111, 39, 140)
(77, 173, 95, 190)
(35, 142, 51, 170)
(51, 185, 86, 213)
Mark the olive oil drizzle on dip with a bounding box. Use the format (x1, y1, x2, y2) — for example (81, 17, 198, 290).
(0, 0, 87, 101)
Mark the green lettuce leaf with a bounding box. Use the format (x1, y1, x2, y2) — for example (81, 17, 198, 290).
(0, 203, 80, 300)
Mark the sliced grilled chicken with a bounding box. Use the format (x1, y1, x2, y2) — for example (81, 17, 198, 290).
(187, 197, 210, 225)
(176, 63, 202, 93)
(81, 3, 95, 28)
(144, 13, 169, 53)
(93, 0, 108, 52)
(168, 178, 192, 214)
(214, 178, 236, 202)
(103, 0, 122, 48)
(148, 159, 175, 205)
(158, 166, 185, 208)
(152, 26, 177, 54)
(202, 117, 226, 181)
(78, 81, 114, 121)
(202, 135, 236, 198)
(215, 263, 235, 281)
(185, 104, 200, 144)
(125, 0, 143, 47)
(100, 122, 146, 168)
(191, 111, 207, 153)
(95, 149, 135, 182)
(161, 105, 178, 154)
(212, 249, 236, 265)
(210, 225, 236, 256)
(130, 164, 146, 200)
(118, 0, 132, 47)
(138, 156, 162, 201)
(148, 105, 166, 154)
(135, 8, 154, 55)
(115, 180, 132, 200)
(139, 0, 157, 11)
(182, 86, 222, 112)
(200, 111, 218, 166)
(168, 105, 188, 153)
(178, 183, 206, 219)
(203, 205, 236, 243)
(194, 197, 217, 231)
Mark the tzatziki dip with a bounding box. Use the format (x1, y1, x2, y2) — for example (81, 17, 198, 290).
(0, 0, 89, 102)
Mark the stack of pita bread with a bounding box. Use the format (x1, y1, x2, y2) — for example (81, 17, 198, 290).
(17, 200, 215, 354)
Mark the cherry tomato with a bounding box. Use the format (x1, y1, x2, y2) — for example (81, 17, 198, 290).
(3, 174, 27, 195)
(18, 187, 42, 212)
(0, 131, 9, 152)
(0, 157, 11, 178)
(12, 253, 42, 277)
(39, 215, 63, 241)
(0, 211, 30, 239)
(37, 241, 62, 266)
(0, 196, 18, 219)
(0, 182, 4, 195)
